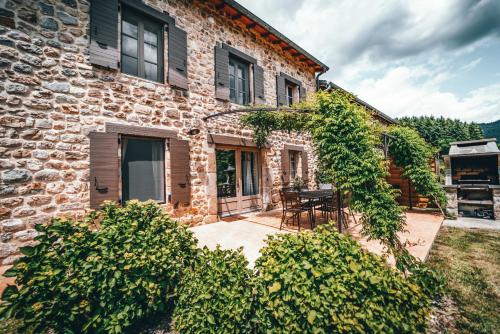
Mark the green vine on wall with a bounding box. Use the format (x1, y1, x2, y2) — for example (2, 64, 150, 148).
(387, 126, 447, 213)
(241, 90, 444, 296)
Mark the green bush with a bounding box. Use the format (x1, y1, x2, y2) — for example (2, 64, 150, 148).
(253, 225, 430, 334)
(173, 246, 254, 334)
(0, 201, 198, 334)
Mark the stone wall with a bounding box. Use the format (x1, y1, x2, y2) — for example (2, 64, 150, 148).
(0, 0, 318, 266)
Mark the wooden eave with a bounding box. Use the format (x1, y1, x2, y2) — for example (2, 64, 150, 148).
(211, 0, 329, 73)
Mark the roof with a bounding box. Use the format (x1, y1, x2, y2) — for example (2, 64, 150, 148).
(321, 81, 396, 125)
(448, 138, 500, 156)
(210, 0, 329, 72)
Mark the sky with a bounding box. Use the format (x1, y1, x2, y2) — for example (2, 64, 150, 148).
(237, 0, 500, 123)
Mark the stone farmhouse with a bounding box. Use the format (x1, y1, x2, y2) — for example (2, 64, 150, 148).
(0, 0, 401, 267)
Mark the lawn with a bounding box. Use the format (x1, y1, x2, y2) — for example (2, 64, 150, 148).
(427, 227, 500, 334)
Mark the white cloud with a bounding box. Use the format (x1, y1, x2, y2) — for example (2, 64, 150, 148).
(236, 0, 500, 122)
(355, 65, 500, 123)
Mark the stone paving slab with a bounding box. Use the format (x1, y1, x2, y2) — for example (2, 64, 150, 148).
(443, 217, 500, 230)
(191, 209, 444, 267)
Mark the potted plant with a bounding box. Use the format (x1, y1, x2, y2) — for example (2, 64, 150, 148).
(291, 176, 305, 192)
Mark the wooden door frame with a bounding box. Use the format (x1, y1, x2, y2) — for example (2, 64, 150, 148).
(216, 145, 262, 216)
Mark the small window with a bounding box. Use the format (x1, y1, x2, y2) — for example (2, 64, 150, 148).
(289, 150, 302, 179)
(121, 136, 165, 202)
(229, 56, 250, 105)
(286, 85, 294, 106)
(285, 82, 298, 106)
(121, 8, 163, 82)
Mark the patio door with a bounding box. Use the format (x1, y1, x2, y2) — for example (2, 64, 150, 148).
(216, 147, 261, 216)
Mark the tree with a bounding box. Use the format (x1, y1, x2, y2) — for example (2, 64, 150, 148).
(398, 116, 484, 154)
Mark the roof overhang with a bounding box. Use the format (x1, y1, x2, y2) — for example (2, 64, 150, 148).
(211, 0, 329, 73)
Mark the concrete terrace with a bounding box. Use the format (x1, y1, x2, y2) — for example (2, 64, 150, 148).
(191, 209, 444, 267)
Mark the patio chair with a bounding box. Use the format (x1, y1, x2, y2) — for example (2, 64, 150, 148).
(279, 190, 313, 231)
(316, 194, 349, 229)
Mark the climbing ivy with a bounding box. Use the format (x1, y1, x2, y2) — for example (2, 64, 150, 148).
(241, 90, 443, 295)
(387, 126, 447, 212)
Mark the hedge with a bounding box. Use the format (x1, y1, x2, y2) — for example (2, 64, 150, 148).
(253, 225, 431, 334)
(0, 201, 198, 334)
(173, 246, 254, 334)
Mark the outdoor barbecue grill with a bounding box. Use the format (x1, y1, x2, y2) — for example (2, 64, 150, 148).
(443, 138, 500, 220)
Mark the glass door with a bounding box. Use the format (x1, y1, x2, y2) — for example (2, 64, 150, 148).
(216, 147, 261, 216)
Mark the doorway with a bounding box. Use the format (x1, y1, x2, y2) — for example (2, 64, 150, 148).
(216, 147, 261, 216)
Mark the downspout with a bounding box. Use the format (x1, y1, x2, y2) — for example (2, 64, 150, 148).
(315, 69, 327, 91)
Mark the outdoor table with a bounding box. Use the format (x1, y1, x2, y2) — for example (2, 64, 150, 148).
(297, 189, 335, 225)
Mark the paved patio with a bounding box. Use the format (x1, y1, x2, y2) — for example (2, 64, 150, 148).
(191, 209, 444, 267)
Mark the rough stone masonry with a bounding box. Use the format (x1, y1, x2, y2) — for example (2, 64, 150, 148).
(0, 0, 318, 268)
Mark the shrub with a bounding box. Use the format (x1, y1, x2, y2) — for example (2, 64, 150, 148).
(0, 201, 198, 334)
(173, 246, 254, 334)
(253, 225, 431, 334)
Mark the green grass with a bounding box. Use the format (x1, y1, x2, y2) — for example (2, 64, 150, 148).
(427, 227, 500, 334)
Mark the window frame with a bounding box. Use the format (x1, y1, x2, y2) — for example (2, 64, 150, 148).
(120, 7, 164, 83)
(120, 135, 166, 204)
(285, 81, 298, 106)
(229, 56, 250, 105)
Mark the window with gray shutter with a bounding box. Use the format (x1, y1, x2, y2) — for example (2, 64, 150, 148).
(276, 74, 286, 106)
(254, 64, 265, 104)
(281, 148, 290, 186)
(301, 150, 309, 181)
(300, 85, 307, 102)
(89, 132, 119, 209)
(168, 25, 188, 90)
(170, 138, 191, 206)
(215, 46, 230, 101)
(90, 0, 119, 69)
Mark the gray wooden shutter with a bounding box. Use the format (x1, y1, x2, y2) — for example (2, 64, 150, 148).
(214, 46, 230, 101)
(276, 74, 286, 106)
(254, 64, 265, 104)
(301, 150, 309, 181)
(170, 138, 191, 206)
(89, 132, 119, 209)
(300, 85, 307, 102)
(89, 0, 119, 69)
(281, 149, 290, 186)
(168, 25, 188, 90)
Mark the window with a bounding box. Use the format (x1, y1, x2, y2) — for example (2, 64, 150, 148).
(229, 57, 250, 105)
(286, 85, 294, 106)
(121, 136, 165, 202)
(289, 151, 303, 180)
(121, 8, 163, 82)
(285, 82, 298, 106)
(241, 151, 259, 196)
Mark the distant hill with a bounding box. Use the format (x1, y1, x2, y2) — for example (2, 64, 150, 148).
(480, 119, 500, 141)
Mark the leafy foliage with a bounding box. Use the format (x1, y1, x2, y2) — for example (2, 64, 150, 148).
(173, 247, 254, 334)
(0, 201, 198, 334)
(253, 225, 430, 334)
(240, 90, 442, 298)
(479, 119, 500, 143)
(398, 116, 484, 154)
(387, 126, 447, 210)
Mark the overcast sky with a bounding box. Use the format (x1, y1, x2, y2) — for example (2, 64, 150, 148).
(237, 0, 500, 123)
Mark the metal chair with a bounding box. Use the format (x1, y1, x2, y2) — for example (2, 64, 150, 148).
(316, 194, 350, 229)
(279, 190, 313, 231)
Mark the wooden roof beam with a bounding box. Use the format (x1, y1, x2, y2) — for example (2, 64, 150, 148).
(246, 22, 257, 29)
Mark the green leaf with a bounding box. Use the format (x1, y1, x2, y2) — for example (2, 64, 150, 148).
(268, 281, 281, 294)
(307, 310, 317, 325)
(19, 246, 35, 256)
